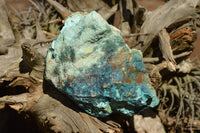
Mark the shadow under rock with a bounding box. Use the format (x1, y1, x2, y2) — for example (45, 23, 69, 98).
(0, 105, 40, 133)
(43, 79, 84, 113)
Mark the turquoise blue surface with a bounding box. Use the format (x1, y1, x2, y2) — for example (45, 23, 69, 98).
(45, 11, 159, 117)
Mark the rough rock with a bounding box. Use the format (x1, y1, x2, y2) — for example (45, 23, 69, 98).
(45, 11, 159, 117)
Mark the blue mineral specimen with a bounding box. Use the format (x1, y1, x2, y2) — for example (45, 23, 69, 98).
(44, 11, 159, 117)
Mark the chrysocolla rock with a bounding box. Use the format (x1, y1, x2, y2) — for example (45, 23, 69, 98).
(45, 11, 159, 117)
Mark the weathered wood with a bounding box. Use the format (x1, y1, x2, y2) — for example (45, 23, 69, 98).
(66, 0, 107, 12)
(134, 109, 165, 133)
(0, 47, 21, 80)
(98, 4, 118, 20)
(158, 28, 176, 71)
(36, 19, 47, 41)
(0, 82, 120, 133)
(1, 0, 200, 132)
(0, 41, 121, 133)
(170, 24, 196, 54)
(21, 43, 45, 81)
(143, 51, 192, 63)
(0, 0, 15, 53)
(137, 0, 199, 53)
(46, 0, 72, 18)
(119, 0, 132, 35)
(113, 10, 121, 28)
(119, 0, 145, 34)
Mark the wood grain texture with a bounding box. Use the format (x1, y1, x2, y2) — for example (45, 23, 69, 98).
(137, 0, 199, 53)
(159, 28, 176, 71)
(0, 0, 15, 52)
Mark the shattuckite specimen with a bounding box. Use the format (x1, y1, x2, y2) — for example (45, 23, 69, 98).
(45, 11, 159, 117)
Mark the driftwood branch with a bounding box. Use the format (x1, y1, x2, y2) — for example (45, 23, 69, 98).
(1, 0, 200, 132)
(0, 41, 122, 133)
(45, 0, 72, 18)
(98, 4, 118, 20)
(158, 28, 176, 71)
(0, 0, 15, 54)
(0, 84, 120, 133)
(137, 0, 199, 53)
(143, 51, 192, 63)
